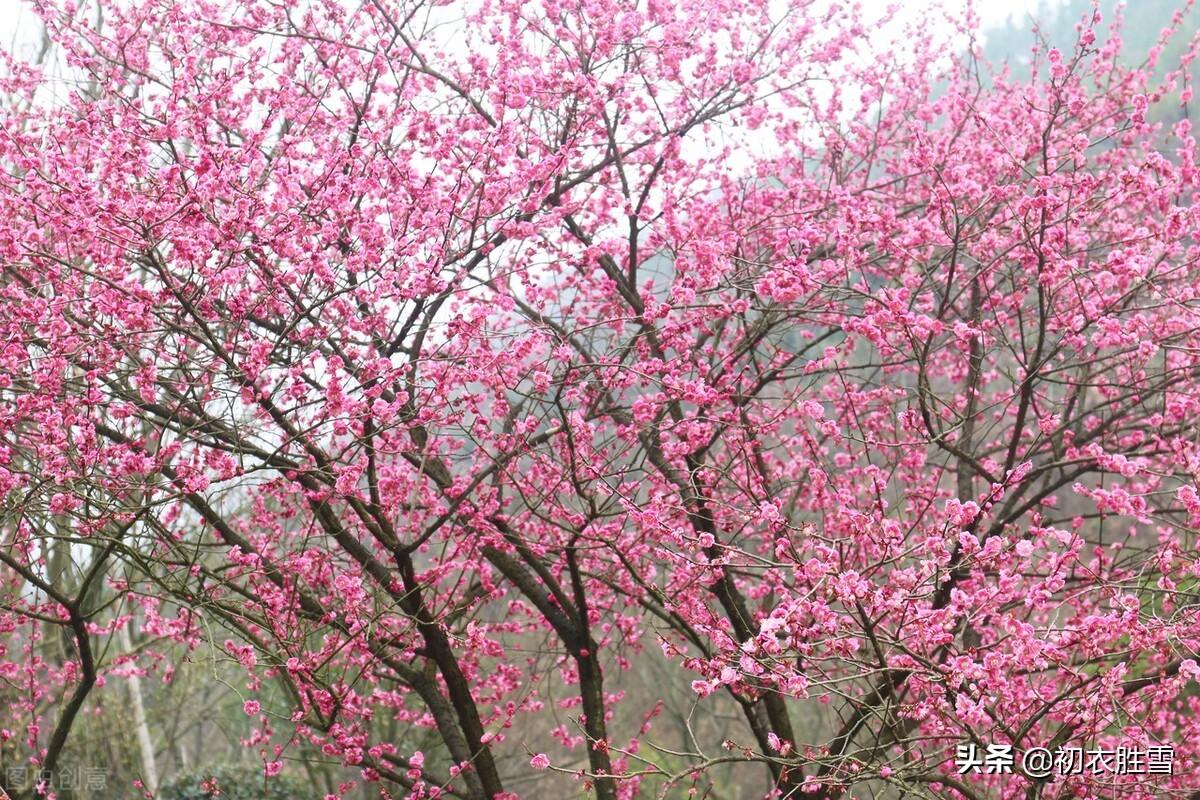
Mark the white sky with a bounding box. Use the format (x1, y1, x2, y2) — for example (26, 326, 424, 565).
(976, 0, 1059, 30)
(0, 0, 1060, 60)
(0, 0, 1064, 203)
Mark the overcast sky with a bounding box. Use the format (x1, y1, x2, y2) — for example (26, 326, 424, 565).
(1, 0, 1062, 60)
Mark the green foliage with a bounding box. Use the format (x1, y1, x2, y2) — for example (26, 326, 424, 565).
(156, 765, 311, 800)
(985, 0, 1197, 78)
(981, 0, 1198, 129)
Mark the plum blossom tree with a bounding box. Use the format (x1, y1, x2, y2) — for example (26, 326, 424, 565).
(1, 0, 1200, 798)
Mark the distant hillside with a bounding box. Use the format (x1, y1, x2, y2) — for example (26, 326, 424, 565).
(982, 0, 1198, 126)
